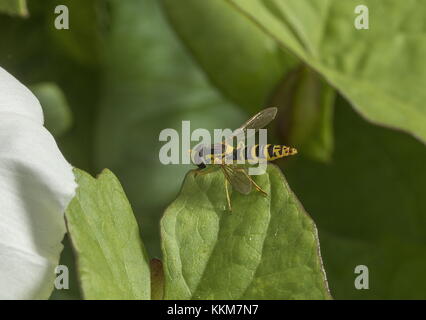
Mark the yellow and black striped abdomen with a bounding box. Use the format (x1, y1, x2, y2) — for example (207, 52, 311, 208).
(234, 144, 297, 162)
(264, 144, 298, 161)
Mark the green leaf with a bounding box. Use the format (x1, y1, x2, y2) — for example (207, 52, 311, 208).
(161, 0, 299, 113)
(285, 97, 426, 299)
(31, 82, 73, 137)
(0, 0, 28, 16)
(227, 0, 426, 144)
(66, 168, 151, 300)
(161, 164, 331, 299)
(271, 67, 335, 162)
(96, 0, 245, 255)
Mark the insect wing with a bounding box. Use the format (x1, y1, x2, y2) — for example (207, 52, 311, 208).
(222, 166, 252, 195)
(238, 107, 277, 131)
(227, 107, 277, 143)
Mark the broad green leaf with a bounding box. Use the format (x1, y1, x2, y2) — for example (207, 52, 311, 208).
(271, 67, 335, 162)
(31, 82, 73, 137)
(227, 0, 426, 144)
(66, 168, 151, 300)
(96, 0, 245, 255)
(285, 97, 426, 299)
(0, 0, 27, 16)
(161, 0, 299, 113)
(161, 164, 331, 299)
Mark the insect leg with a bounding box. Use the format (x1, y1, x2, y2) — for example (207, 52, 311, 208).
(224, 176, 232, 212)
(236, 168, 268, 196)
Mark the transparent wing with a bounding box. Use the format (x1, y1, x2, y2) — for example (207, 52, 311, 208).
(238, 107, 278, 132)
(227, 107, 277, 143)
(221, 165, 252, 195)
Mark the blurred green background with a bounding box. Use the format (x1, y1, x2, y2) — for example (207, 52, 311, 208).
(1, 0, 426, 299)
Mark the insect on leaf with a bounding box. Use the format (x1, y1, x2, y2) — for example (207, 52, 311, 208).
(161, 164, 331, 299)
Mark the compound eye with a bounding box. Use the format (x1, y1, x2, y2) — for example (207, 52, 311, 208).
(191, 144, 207, 165)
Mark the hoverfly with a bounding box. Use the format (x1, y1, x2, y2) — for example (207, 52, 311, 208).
(190, 107, 297, 211)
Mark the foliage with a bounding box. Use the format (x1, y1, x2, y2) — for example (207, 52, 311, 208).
(161, 165, 330, 299)
(0, 0, 27, 16)
(227, 0, 426, 144)
(66, 169, 151, 299)
(31, 82, 73, 137)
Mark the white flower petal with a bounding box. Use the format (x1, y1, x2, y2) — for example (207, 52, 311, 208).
(0, 67, 43, 124)
(0, 66, 76, 299)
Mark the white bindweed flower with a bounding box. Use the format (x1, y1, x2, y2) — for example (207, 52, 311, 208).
(0, 66, 76, 299)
